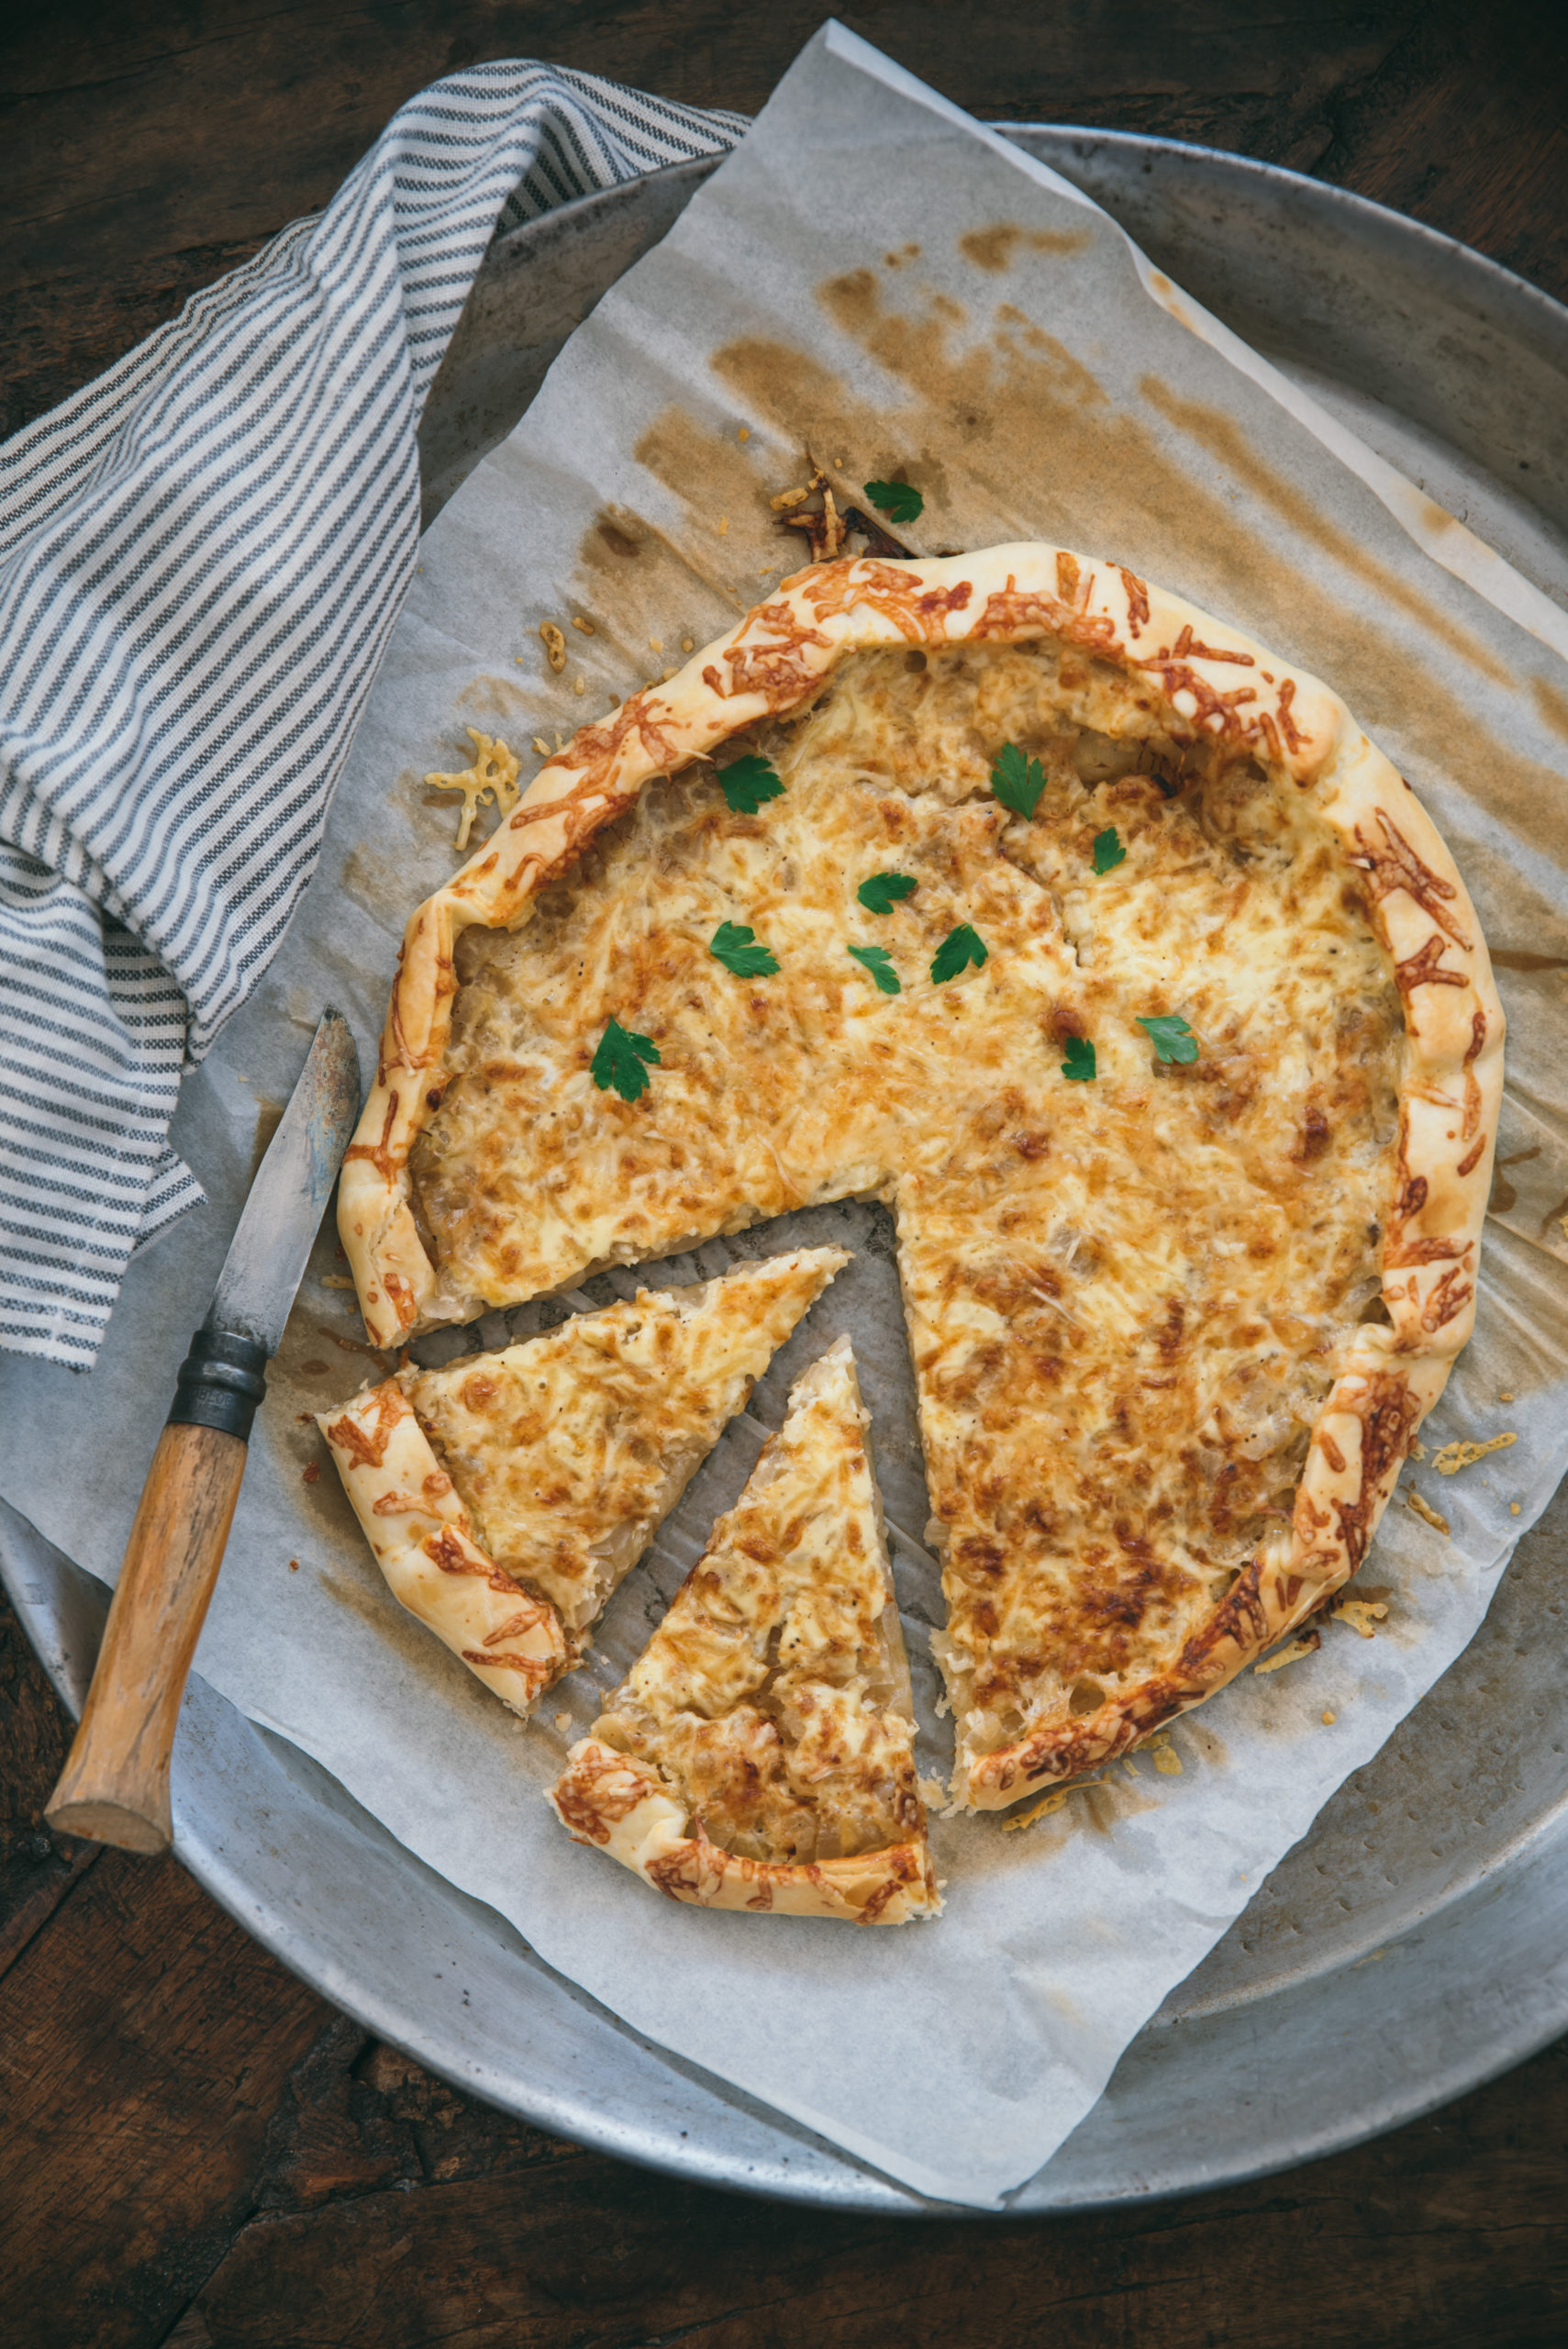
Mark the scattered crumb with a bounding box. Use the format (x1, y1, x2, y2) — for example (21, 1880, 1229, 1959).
(554, 1711, 573, 1732)
(320, 1273, 356, 1289)
(1432, 1431, 1518, 1475)
(532, 736, 551, 757)
(1499, 1390, 1516, 1403)
(717, 516, 729, 535)
(682, 636, 695, 652)
(1003, 1787, 1072, 1832)
(661, 666, 677, 682)
(1407, 1487, 1451, 1535)
(424, 729, 520, 849)
(1255, 1630, 1320, 1675)
(1333, 1598, 1389, 1640)
(1408, 1436, 1427, 1460)
(648, 635, 663, 652)
(571, 615, 595, 635)
(1151, 1736, 1183, 1776)
(1510, 1501, 1522, 1515)
(738, 425, 750, 442)
(539, 620, 566, 673)
(1321, 1709, 1338, 1726)
(302, 1463, 320, 1485)
(770, 485, 810, 510)
(1120, 1754, 1140, 1779)
(573, 675, 585, 696)
(834, 455, 848, 467)
(514, 655, 524, 665)
(288, 1559, 300, 1573)
(917, 1776, 946, 1808)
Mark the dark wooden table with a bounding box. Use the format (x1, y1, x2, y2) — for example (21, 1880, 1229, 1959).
(4, 7, 1567, 2343)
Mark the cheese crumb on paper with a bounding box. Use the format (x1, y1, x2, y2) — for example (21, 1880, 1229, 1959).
(1407, 1487, 1451, 1534)
(423, 729, 520, 849)
(1151, 1737, 1184, 1776)
(539, 620, 566, 673)
(1332, 1598, 1389, 1640)
(1254, 1631, 1321, 1675)
(1431, 1431, 1517, 1475)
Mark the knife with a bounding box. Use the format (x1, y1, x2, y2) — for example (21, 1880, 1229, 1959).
(45, 1010, 361, 1856)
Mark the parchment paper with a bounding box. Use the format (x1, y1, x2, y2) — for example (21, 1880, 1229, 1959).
(6, 24, 1567, 2208)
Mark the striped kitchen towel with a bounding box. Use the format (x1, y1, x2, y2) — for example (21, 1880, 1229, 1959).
(0, 63, 743, 1370)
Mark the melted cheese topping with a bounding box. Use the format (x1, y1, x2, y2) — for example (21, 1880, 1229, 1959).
(403, 1250, 845, 1632)
(586, 1338, 927, 1867)
(415, 641, 1402, 1789)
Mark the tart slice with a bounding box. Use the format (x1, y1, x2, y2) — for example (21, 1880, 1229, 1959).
(548, 1336, 940, 1923)
(317, 1247, 846, 1716)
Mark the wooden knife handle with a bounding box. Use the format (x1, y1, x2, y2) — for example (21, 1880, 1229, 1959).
(45, 1422, 250, 1855)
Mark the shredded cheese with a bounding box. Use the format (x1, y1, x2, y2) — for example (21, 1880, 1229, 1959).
(1255, 1631, 1321, 1675)
(1407, 1488, 1451, 1534)
(423, 729, 520, 851)
(1431, 1431, 1518, 1475)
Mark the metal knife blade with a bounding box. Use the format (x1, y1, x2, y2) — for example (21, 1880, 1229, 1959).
(206, 1009, 362, 1353)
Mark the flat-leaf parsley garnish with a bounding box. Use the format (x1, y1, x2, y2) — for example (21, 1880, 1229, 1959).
(863, 479, 924, 524)
(857, 871, 917, 915)
(1092, 826, 1127, 874)
(718, 753, 784, 815)
(990, 741, 1045, 821)
(1138, 1013, 1200, 1064)
(848, 944, 902, 996)
(709, 920, 780, 978)
(930, 924, 987, 984)
(591, 1017, 661, 1101)
(1061, 1035, 1096, 1083)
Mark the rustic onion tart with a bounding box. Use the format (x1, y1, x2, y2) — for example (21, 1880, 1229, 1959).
(339, 543, 1502, 1810)
(549, 1335, 939, 1922)
(318, 1249, 844, 1716)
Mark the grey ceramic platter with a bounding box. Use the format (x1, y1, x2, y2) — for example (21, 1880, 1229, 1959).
(6, 128, 1567, 2217)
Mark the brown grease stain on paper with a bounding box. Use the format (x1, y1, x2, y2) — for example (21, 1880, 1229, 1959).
(960, 224, 1092, 272)
(690, 267, 1567, 866)
(1531, 672, 1568, 746)
(1137, 376, 1508, 686)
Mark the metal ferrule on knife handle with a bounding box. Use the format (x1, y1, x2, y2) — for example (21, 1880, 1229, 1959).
(168, 1327, 271, 1441)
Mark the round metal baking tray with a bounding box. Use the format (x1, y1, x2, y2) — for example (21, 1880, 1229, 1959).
(7, 128, 1567, 2216)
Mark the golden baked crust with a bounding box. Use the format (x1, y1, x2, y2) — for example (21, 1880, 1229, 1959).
(340, 545, 1503, 1801)
(317, 1249, 845, 1712)
(548, 1337, 940, 1922)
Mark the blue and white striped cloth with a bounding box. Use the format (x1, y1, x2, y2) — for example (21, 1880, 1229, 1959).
(0, 64, 742, 1369)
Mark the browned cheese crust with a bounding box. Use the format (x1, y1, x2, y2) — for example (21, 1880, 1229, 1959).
(339, 546, 1503, 1805)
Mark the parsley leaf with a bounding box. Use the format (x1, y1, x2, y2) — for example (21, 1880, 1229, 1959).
(857, 871, 917, 915)
(1093, 826, 1127, 874)
(718, 754, 784, 815)
(709, 920, 780, 978)
(590, 1017, 661, 1101)
(1061, 1035, 1097, 1083)
(863, 479, 924, 524)
(848, 944, 902, 996)
(930, 923, 988, 984)
(1138, 1013, 1200, 1064)
(990, 740, 1046, 821)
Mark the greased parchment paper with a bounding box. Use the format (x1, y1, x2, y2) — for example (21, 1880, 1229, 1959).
(6, 25, 1567, 2208)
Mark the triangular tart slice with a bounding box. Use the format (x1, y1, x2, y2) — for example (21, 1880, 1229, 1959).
(317, 1247, 845, 1717)
(548, 1336, 940, 1924)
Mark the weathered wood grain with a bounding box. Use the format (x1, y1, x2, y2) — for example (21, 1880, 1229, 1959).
(3, 2, 1565, 444)
(3, 6, 1568, 2344)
